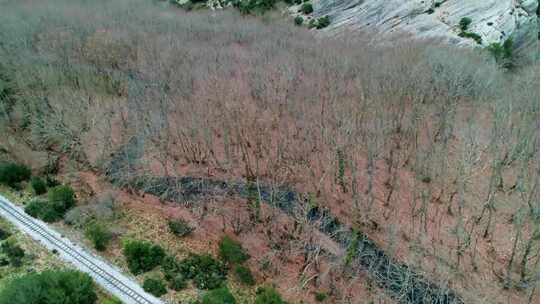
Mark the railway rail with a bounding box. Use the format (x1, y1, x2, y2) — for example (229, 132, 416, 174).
(0, 194, 163, 304)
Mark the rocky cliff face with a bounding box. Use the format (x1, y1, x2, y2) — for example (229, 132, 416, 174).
(312, 0, 539, 46)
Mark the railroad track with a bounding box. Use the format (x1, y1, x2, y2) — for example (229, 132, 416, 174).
(0, 195, 163, 304)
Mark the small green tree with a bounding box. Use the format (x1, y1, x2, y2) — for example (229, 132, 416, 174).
(26, 186, 76, 222)
(30, 176, 47, 195)
(84, 222, 113, 251)
(142, 278, 167, 297)
(255, 287, 284, 304)
(0, 270, 97, 304)
(165, 254, 227, 290)
(25, 199, 63, 222)
(316, 16, 331, 29)
(218, 236, 250, 265)
(294, 16, 304, 26)
(0, 162, 31, 188)
(315, 291, 327, 302)
(300, 2, 313, 14)
(0, 227, 10, 241)
(48, 185, 76, 211)
(459, 17, 472, 31)
(234, 265, 255, 285)
(488, 38, 514, 66)
(1, 240, 24, 267)
(123, 240, 165, 275)
(502, 38, 513, 58)
(202, 287, 237, 304)
(168, 273, 187, 291)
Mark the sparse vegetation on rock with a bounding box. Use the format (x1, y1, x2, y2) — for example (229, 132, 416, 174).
(458, 17, 482, 44)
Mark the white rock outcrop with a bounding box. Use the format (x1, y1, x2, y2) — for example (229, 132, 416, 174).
(312, 0, 539, 46)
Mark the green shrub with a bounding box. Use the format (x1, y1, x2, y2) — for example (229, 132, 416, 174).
(188, 255, 228, 289)
(168, 218, 194, 237)
(0, 162, 31, 187)
(300, 3, 313, 14)
(84, 222, 113, 251)
(300, 2, 313, 14)
(234, 265, 255, 285)
(201, 287, 236, 304)
(488, 42, 504, 60)
(25, 185, 76, 222)
(420, 175, 432, 183)
(45, 175, 60, 187)
(25, 199, 64, 222)
(0, 270, 97, 304)
(459, 31, 482, 44)
(502, 38, 514, 58)
(0, 227, 10, 241)
(488, 38, 515, 68)
(123, 240, 165, 275)
(294, 16, 304, 26)
(315, 291, 327, 302)
(48, 185, 76, 211)
(459, 17, 472, 31)
(232, 0, 277, 15)
(164, 254, 227, 290)
(161, 255, 182, 280)
(255, 287, 284, 304)
(218, 236, 250, 265)
(101, 298, 122, 304)
(168, 273, 187, 291)
(1, 240, 24, 267)
(316, 16, 331, 29)
(142, 278, 167, 297)
(30, 176, 47, 195)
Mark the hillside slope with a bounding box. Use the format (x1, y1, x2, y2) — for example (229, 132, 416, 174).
(313, 0, 539, 46)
